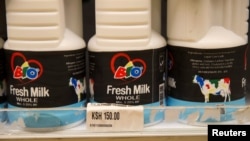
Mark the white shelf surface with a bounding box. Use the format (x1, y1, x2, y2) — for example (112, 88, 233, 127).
(0, 121, 208, 139)
(1, 104, 250, 139)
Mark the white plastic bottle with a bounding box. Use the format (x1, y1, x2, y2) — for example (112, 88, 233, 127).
(88, 0, 167, 126)
(4, 0, 86, 130)
(167, 0, 249, 123)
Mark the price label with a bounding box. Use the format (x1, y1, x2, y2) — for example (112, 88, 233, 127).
(86, 103, 144, 132)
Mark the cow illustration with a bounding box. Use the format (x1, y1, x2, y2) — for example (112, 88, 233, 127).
(69, 77, 86, 102)
(89, 78, 94, 99)
(193, 75, 231, 103)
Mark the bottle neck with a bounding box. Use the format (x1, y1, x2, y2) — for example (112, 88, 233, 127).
(167, 0, 249, 42)
(95, 0, 152, 47)
(5, 0, 66, 48)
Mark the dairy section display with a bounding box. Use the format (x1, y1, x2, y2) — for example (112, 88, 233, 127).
(0, 0, 250, 139)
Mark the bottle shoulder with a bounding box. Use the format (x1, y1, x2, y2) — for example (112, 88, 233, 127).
(168, 26, 248, 48)
(4, 29, 86, 51)
(88, 31, 167, 52)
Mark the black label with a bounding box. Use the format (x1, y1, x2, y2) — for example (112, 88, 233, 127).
(4, 49, 86, 108)
(0, 48, 6, 103)
(167, 45, 247, 102)
(89, 47, 166, 105)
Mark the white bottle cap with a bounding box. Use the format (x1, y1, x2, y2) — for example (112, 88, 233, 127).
(5, 0, 65, 48)
(95, 0, 152, 47)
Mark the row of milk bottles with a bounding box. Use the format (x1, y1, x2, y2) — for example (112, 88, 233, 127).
(0, 0, 249, 130)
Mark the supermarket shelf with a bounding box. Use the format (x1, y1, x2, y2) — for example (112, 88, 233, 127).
(1, 104, 250, 139)
(0, 121, 207, 139)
